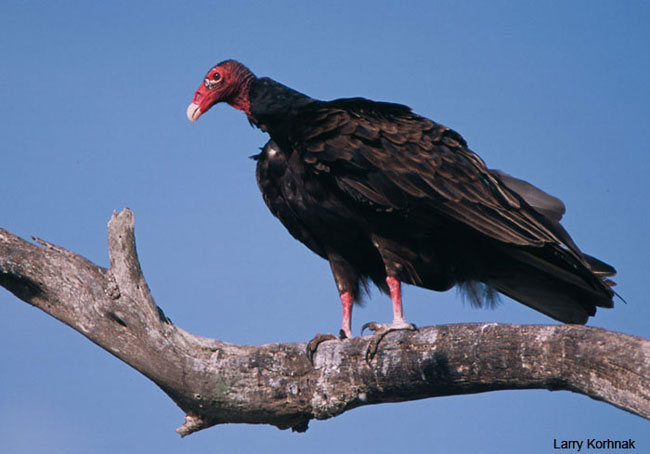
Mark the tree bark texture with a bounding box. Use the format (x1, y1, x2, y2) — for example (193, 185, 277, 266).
(0, 209, 648, 436)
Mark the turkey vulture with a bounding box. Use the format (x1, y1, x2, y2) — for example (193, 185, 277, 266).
(187, 60, 615, 342)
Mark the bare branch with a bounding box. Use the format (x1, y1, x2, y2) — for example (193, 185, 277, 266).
(1, 209, 648, 436)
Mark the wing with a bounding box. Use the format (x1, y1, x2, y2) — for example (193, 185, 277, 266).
(489, 169, 565, 222)
(291, 98, 571, 250)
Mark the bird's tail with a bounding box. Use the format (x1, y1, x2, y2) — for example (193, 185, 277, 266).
(489, 247, 615, 324)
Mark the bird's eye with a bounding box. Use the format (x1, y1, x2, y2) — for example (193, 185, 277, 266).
(212, 72, 222, 81)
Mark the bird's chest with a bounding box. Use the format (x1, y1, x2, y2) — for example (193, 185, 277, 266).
(257, 146, 357, 232)
(280, 156, 332, 219)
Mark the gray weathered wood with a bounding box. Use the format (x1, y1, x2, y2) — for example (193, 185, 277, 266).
(0, 208, 648, 436)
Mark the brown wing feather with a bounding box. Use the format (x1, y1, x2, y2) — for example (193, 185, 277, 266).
(293, 100, 568, 250)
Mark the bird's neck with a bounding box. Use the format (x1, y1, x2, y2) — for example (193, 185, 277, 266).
(227, 73, 255, 116)
(248, 77, 314, 136)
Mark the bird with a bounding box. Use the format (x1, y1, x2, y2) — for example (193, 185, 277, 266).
(186, 59, 616, 348)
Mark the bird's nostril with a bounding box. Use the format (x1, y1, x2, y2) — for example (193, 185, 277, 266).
(194, 92, 201, 102)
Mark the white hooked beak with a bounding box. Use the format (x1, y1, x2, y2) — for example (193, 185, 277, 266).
(186, 102, 202, 122)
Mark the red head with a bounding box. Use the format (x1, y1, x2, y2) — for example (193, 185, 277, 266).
(186, 60, 255, 122)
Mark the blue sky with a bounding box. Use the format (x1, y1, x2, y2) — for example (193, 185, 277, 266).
(1, 1, 649, 453)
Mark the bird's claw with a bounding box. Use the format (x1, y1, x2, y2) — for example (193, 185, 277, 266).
(362, 321, 417, 362)
(306, 331, 350, 365)
(360, 321, 381, 336)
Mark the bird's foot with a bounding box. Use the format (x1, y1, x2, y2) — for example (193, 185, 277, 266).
(361, 321, 417, 361)
(306, 330, 349, 364)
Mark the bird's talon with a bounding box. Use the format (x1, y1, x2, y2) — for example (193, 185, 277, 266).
(363, 322, 418, 362)
(360, 321, 380, 336)
(306, 333, 337, 365)
(399, 322, 418, 332)
(365, 336, 383, 362)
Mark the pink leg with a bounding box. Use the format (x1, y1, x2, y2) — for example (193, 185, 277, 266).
(386, 276, 406, 324)
(361, 276, 416, 360)
(340, 292, 354, 339)
(306, 292, 354, 363)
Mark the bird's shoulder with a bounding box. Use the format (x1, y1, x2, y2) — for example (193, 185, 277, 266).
(292, 96, 462, 145)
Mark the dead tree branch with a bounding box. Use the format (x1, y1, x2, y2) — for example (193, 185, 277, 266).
(1, 209, 648, 436)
